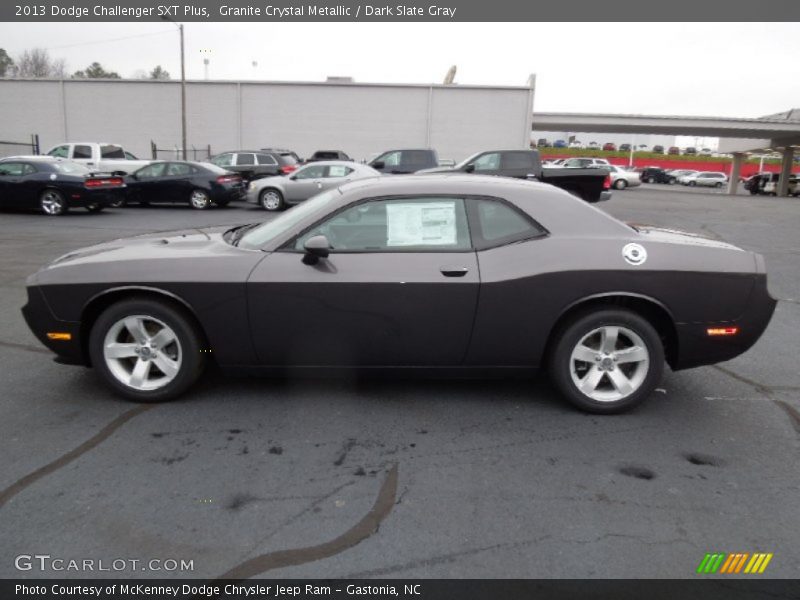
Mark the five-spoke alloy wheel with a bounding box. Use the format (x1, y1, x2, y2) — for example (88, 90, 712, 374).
(40, 189, 67, 216)
(550, 309, 664, 413)
(89, 298, 206, 402)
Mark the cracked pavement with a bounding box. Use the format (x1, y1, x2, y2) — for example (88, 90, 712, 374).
(0, 187, 798, 579)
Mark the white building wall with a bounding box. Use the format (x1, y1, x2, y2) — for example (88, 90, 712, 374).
(0, 78, 532, 163)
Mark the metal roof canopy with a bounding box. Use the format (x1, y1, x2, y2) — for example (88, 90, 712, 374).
(532, 111, 800, 148)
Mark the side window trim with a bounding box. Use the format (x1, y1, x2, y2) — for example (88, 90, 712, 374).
(465, 197, 549, 251)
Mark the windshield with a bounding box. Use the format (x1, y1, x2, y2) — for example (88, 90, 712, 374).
(454, 152, 483, 169)
(52, 161, 91, 175)
(238, 189, 341, 250)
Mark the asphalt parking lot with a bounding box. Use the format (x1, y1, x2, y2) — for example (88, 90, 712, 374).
(1, 184, 798, 580)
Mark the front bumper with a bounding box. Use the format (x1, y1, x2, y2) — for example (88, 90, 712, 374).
(21, 286, 85, 366)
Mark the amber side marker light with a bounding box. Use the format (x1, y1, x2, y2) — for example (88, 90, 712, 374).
(707, 327, 739, 336)
(46, 332, 72, 341)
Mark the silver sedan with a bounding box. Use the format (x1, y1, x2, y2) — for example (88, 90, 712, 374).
(247, 161, 380, 211)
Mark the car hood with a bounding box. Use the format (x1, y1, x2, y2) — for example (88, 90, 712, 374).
(42, 226, 239, 270)
(630, 224, 743, 251)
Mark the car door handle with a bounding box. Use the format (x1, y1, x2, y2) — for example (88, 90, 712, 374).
(440, 267, 469, 277)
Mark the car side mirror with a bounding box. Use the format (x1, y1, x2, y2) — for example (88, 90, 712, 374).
(371, 160, 385, 170)
(464, 164, 475, 173)
(302, 235, 330, 265)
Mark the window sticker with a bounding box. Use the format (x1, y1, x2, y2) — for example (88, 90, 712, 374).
(386, 201, 457, 246)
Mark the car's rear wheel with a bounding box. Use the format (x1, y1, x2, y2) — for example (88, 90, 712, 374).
(715, 182, 723, 188)
(89, 298, 206, 402)
(40, 189, 67, 216)
(689, 181, 697, 187)
(109, 198, 127, 208)
(189, 189, 211, 209)
(260, 188, 284, 211)
(549, 309, 664, 414)
(647, 177, 656, 184)
(614, 179, 627, 190)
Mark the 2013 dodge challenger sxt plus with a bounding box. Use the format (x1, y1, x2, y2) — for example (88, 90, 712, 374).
(22, 175, 776, 413)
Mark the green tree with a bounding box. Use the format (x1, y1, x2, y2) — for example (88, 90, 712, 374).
(72, 62, 120, 79)
(0, 48, 14, 77)
(149, 65, 170, 80)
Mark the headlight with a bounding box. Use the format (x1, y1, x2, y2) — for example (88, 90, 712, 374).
(248, 182, 256, 190)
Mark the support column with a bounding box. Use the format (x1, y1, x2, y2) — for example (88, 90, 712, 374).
(727, 152, 745, 195)
(778, 147, 795, 197)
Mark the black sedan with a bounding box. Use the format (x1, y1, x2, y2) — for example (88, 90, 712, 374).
(0, 156, 125, 215)
(22, 175, 776, 413)
(123, 161, 244, 209)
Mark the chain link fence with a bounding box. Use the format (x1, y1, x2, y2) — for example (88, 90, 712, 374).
(150, 141, 212, 162)
(0, 134, 40, 158)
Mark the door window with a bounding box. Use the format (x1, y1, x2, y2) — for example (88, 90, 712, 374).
(472, 153, 501, 171)
(166, 163, 193, 176)
(236, 153, 256, 166)
(0, 162, 26, 176)
(256, 153, 277, 165)
(293, 165, 327, 180)
(135, 163, 167, 179)
(502, 152, 535, 170)
(73, 145, 92, 159)
(294, 197, 471, 252)
(327, 165, 354, 178)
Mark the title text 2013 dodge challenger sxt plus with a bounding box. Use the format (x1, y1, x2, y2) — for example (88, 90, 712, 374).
(22, 175, 776, 413)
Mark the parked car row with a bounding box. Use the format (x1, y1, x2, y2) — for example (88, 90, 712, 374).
(0, 147, 615, 216)
(536, 140, 716, 156)
(636, 167, 728, 187)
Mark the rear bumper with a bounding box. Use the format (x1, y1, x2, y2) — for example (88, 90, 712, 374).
(672, 274, 776, 370)
(21, 286, 85, 366)
(599, 190, 612, 202)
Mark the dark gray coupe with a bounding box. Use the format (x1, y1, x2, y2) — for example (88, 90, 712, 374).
(22, 175, 776, 413)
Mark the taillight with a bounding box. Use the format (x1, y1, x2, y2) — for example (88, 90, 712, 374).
(603, 174, 611, 190)
(216, 175, 241, 184)
(85, 177, 124, 188)
(280, 165, 297, 174)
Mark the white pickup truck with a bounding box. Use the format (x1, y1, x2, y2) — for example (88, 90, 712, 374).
(45, 142, 151, 174)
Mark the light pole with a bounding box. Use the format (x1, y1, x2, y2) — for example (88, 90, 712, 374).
(162, 15, 187, 160)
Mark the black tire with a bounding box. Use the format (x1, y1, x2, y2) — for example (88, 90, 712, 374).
(614, 179, 627, 190)
(668, 178, 676, 185)
(689, 181, 697, 187)
(86, 203, 104, 213)
(260, 188, 284, 211)
(109, 198, 127, 208)
(548, 309, 665, 414)
(88, 298, 207, 403)
(715, 182, 723, 188)
(40, 189, 68, 216)
(647, 177, 656, 184)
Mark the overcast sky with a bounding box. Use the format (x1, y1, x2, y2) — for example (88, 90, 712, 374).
(0, 22, 796, 118)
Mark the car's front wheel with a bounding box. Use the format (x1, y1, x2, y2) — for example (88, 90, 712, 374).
(614, 179, 627, 190)
(549, 309, 664, 414)
(715, 182, 723, 188)
(89, 298, 207, 402)
(260, 188, 284, 211)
